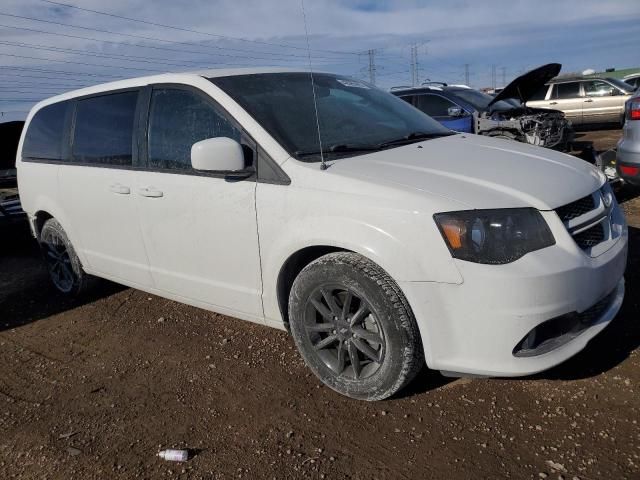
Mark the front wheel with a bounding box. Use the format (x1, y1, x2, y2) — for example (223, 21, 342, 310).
(39, 218, 90, 295)
(288, 252, 424, 401)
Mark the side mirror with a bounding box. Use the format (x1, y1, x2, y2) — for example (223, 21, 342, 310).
(191, 137, 245, 172)
(448, 106, 464, 117)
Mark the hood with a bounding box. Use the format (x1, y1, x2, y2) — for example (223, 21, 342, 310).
(488, 63, 561, 108)
(329, 134, 602, 211)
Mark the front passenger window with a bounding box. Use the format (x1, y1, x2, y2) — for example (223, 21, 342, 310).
(583, 80, 615, 97)
(147, 88, 241, 171)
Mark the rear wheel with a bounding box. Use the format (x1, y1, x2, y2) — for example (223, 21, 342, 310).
(288, 252, 424, 401)
(39, 218, 89, 295)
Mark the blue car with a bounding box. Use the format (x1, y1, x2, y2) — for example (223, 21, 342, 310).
(390, 63, 574, 151)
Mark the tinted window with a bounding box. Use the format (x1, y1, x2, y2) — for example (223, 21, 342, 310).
(73, 91, 138, 166)
(583, 80, 615, 97)
(210, 73, 451, 161)
(397, 95, 415, 106)
(22, 102, 68, 160)
(529, 85, 549, 101)
(147, 88, 240, 171)
(552, 82, 580, 99)
(415, 94, 458, 117)
(448, 89, 512, 112)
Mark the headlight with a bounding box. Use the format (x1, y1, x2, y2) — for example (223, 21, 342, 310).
(434, 208, 555, 264)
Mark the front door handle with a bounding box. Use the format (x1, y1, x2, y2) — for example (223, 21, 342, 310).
(584, 99, 594, 103)
(138, 186, 164, 198)
(549, 101, 558, 105)
(109, 183, 130, 195)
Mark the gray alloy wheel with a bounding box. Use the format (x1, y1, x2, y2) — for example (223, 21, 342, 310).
(39, 218, 89, 295)
(288, 252, 424, 401)
(303, 284, 386, 381)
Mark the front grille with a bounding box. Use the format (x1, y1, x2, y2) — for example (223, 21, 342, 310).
(555, 194, 595, 222)
(573, 223, 605, 249)
(555, 189, 611, 252)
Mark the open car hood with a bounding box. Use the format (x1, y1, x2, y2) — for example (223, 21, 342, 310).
(488, 63, 561, 108)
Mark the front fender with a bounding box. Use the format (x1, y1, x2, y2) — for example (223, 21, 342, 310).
(259, 205, 463, 325)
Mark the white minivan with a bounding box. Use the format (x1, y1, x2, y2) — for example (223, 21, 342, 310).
(17, 68, 627, 400)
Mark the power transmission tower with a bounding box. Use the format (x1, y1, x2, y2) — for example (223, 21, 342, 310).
(410, 44, 418, 86)
(367, 49, 376, 85)
(464, 64, 470, 86)
(491, 64, 496, 90)
(500, 66, 506, 87)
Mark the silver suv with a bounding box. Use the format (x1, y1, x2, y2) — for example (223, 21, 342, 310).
(617, 90, 640, 186)
(527, 77, 635, 126)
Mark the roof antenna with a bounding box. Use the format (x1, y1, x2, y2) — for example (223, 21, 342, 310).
(300, 0, 326, 170)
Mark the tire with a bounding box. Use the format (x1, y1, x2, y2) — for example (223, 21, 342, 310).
(288, 252, 424, 401)
(39, 218, 90, 295)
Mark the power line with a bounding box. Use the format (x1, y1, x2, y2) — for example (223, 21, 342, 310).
(0, 65, 124, 78)
(0, 12, 343, 63)
(0, 24, 356, 68)
(0, 52, 164, 73)
(39, 0, 360, 57)
(0, 72, 91, 84)
(0, 40, 249, 69)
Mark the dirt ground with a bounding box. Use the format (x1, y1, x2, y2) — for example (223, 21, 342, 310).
(1, 129, 638, 480)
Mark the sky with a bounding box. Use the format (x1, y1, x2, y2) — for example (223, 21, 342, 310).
(1, 0, 639, 121)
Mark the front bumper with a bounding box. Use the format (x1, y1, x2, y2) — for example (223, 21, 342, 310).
(400, 218, 628, 377)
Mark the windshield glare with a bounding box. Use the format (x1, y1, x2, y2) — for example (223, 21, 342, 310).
(451, 88, 514, 112)
(210, 73, 451, 161)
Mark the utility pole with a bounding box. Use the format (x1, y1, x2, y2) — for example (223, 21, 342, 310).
(464, 64, 470, 86)
(491, 64, 496, 90)
(367, 49, 376, 85)
(500, 66, 506, 87)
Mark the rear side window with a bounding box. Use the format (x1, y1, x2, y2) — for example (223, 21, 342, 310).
(415, 94, 458, 117)
(147, 88, 240, 171)
(73, 91, 138, 166)
(22, 102, 68, 160)
(552, 82, 580, 99)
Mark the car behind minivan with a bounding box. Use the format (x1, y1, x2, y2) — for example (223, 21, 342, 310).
(17, 69, 627, 400)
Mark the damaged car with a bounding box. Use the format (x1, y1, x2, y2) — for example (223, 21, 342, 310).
(391, 63, 573, 151)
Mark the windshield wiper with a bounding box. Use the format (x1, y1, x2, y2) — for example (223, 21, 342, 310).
(377, 131, 455, 148)
(294, 132, 455, 160)
(295, 143, 382, 158)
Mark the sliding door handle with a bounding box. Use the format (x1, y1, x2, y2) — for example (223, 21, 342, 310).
(139, 186, 164, 198)
(109, 183, 130, 195)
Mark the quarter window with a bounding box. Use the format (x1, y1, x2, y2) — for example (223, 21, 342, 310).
(415, 94, 459, 117)
(73, 91, 138, 166)
(147, 88, 240, 171)
(552, 82, 580, 99)
(22, 101, 69, 160)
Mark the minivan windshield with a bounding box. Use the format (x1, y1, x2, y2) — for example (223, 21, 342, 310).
(210, 73, 453, 161)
